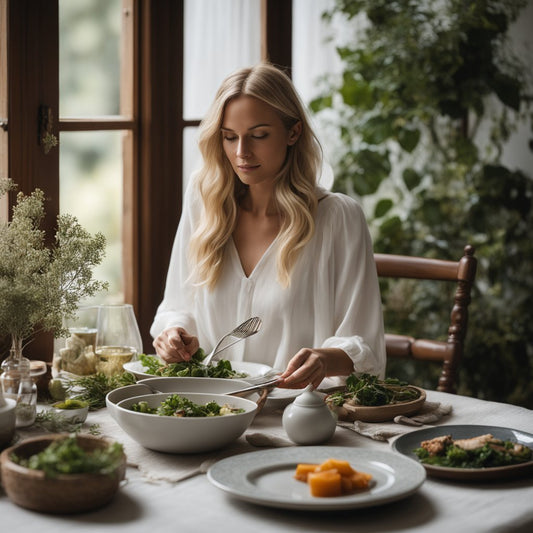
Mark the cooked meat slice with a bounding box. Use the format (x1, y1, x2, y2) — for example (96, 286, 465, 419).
(453, 434, 496, 451)
(420, 435, 453, 456)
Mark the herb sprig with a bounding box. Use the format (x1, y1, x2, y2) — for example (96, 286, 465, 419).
(33, 410, 101, 435)
(66, 371, 137, 410)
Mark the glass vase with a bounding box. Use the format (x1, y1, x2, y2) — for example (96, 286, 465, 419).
(0, 348, 38, 427)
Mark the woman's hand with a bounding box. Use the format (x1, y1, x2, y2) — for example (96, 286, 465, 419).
(153, 326, 199, 363)
(278, 347, 354, 389)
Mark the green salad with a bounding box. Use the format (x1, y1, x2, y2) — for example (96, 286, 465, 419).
(11, 435, 124, 478)
(130, 393, 245, 417)
(327, 373, 421, 407)
(413, 434, 532, 469)
(139, 349, 247, 379)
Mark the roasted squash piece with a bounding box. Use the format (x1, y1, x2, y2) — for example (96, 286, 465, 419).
(315, 458, 355, 476)
(308, 469, 342, 497)
(294, 458, 372, 497)
(350, 470, 373, 489)
(294, 463, 319, 482)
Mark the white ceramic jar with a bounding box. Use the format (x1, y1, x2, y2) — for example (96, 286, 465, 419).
(282, 385, 337, 445)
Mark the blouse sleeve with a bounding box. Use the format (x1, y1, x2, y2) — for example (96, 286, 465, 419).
(149, 177, 200, 339)
(318, 194, 386, 379)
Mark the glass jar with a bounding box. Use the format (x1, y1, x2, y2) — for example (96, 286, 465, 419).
(1, 350, 38, 427)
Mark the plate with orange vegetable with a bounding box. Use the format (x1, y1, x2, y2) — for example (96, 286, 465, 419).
(207, 446, 426, 510)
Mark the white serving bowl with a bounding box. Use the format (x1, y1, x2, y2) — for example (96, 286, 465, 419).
(138, 376, 255, 395)
(109, 392, 257, 453)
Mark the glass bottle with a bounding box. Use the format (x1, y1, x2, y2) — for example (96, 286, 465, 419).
(0, 349, 38, 427)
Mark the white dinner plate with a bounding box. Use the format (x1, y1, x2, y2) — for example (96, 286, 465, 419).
(392, 424, 533, 481)
(123, 357, 274, 382)
(207, 446, 426, 510)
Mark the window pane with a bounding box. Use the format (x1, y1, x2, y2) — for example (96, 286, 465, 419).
(292, 0, 345, 190)
(59, 131, 124, 305)
(59, 0, 122, 117)
(183, 0, 261, 119)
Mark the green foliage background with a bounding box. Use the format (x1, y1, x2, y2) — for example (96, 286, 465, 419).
(311, 0, 533, 407)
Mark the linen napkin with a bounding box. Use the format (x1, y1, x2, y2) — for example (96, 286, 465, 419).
(338, 401, 452, 442)
(245, 431, 294, 447)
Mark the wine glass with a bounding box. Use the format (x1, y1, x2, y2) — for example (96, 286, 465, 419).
(95, 304, 143, 376)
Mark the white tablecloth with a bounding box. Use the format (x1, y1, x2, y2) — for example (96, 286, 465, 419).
(2, 390, 533, 533)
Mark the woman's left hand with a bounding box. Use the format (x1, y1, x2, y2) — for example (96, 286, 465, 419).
(277, 347, 354, 389)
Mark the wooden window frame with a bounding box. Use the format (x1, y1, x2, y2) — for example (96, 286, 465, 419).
(1, 0, 292, 360)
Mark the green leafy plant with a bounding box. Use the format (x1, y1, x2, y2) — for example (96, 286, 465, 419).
(11, 435, 123, 478)
(311, 0, 533, 406)
(0, 178, 108, 360)
(327, 373, 421, 406)
(138, 351, 247, 379)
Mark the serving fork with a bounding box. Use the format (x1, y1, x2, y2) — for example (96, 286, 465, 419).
(202, 316, 263, 366)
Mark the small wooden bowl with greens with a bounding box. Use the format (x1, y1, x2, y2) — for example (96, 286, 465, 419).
(0, 433, 126, 514)
(325, 373, 426, 423)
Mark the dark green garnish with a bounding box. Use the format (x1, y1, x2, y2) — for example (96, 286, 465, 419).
(414, 438, 532, 468)
(130, 393, 245, 417)
(11, 435, 124, 478)
(327, 373, 421, 407)
(53, 399, 88, 410)
(139, 350, 247, 379)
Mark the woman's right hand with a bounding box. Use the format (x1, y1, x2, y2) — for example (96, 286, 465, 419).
(153, 326, 199, 363)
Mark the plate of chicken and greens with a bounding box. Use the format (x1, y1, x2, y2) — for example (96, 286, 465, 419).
(392, 424, 533, 481)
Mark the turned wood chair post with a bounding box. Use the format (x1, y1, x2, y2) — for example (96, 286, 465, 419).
(440, 245, 477, 392)
(375, 244, 477, 393)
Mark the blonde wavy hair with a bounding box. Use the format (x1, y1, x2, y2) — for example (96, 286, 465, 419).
(189, 62, 322, 289)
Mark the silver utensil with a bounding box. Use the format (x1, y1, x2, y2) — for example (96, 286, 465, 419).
(202, 317, 262, 366)
(226, 377, 281, 397)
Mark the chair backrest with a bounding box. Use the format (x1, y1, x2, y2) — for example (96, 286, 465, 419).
(374, 245, 477, 393)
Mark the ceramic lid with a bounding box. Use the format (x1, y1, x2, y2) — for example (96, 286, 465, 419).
(292, 385, 327, 407)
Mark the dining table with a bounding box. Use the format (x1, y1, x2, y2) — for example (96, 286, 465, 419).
(1, 388, 532, 533)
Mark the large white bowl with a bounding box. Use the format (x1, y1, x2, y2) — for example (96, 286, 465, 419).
(138, 376, 300, 410)
(109, 392, 258, 453)
(138, 376, 254, 394)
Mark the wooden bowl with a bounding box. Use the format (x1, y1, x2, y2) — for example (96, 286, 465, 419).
(0, 433, 126, 514)
(326, 386, 426, 422)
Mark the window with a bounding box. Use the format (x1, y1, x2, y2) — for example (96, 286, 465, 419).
(1, 0, 292, 358)
(59, 0, 131, 303)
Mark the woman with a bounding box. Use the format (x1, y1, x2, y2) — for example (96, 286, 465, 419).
(150, 62, 386, 389)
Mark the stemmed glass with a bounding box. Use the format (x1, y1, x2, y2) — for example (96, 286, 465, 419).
(95, 304, 143, 376)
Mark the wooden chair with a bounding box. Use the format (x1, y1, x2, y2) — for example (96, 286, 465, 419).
(374, 245, 477, 393)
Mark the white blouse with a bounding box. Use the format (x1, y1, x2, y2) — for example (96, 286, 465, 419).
(150, 177, 386, 382)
